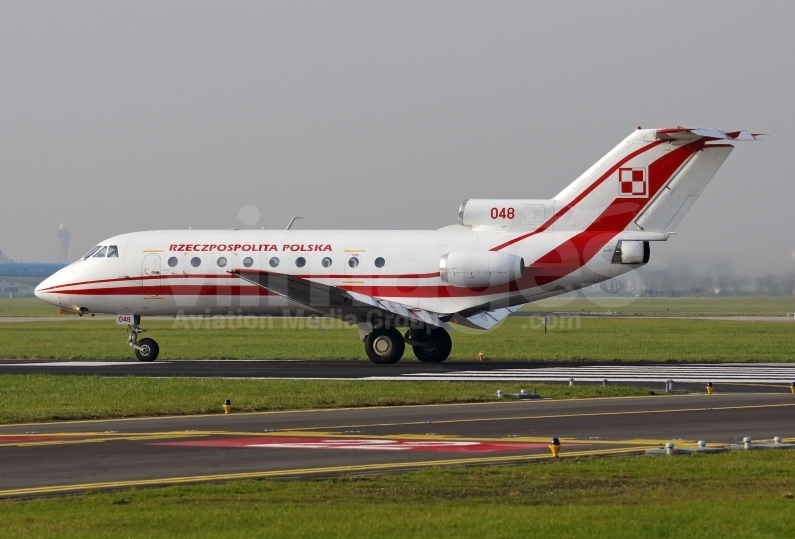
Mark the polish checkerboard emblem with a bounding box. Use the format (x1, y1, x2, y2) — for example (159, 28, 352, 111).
(618, 167, 647, 198)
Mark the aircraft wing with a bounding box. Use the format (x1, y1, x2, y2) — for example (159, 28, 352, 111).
(229, 269, 448, 329)
(448, 305, 522, 330)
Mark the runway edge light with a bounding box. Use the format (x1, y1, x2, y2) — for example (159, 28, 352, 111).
(706, 382, 714, 395)
(223, 399, 232, 414)
(790, 382, 794, 394)
(549, 437, 560, 457)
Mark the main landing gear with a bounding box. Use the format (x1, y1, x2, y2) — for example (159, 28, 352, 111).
(362, 325, 452, 364)
(406, 327, 452, 363)
(128, 315, 159, 362)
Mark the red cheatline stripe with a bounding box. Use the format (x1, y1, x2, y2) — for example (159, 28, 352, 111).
(38, 273, 238, 292)
(54, 285, 275, 297)
(489, 140, 664, 252)
(54, 283, 502, 299)
(40, 272, 442, 293)
(293, 272, 441, 279)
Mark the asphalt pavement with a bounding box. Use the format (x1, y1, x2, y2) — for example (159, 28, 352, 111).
(1, 392, 793, 498)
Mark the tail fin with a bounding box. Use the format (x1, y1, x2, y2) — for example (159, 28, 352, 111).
(551, 127, 761, 234)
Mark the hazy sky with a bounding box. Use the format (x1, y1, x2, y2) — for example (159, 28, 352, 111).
(1, 1, 793, 275)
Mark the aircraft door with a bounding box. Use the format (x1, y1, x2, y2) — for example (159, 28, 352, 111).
(142, 254, 162, 296)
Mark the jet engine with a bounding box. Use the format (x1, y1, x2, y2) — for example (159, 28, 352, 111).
(617, 240, 650, 264)
(440, 252, 525, 288)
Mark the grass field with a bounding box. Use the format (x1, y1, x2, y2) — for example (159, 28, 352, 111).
(527, 295, 795, 316)
(0, 375, 651, 423)
(1, 450, 793, 538)
(0, 298, 62, 316)
(2, 316, 794, 361)
(2, 296, 794, 318)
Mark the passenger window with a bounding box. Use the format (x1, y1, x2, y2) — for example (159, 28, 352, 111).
(374, 257, 385, 268)
(269, 257, 280, 268)
(217, 257, 227, 268)
(93, 247, 108, 258)
(322, 257, 332, 268)
(347, 257, 359, 268)
(243, 257, 254, 268)
(191, 257, 201, 267)
(83, 246, 102, 259)
(107, 246, 119, 258)
(168, 257, 178, 267)
(295, 257, 306, 268)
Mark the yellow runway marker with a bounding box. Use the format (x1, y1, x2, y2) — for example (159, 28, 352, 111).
(0, 432, 210, 448)
(0, 445, 651, 499)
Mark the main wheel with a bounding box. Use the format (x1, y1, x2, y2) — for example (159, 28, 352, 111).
(411, 327, 452, 363)
(135, 338, 159, 362)
(364, 327, 405, 364)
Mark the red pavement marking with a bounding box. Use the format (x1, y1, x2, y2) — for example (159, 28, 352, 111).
(151, 436, 570, 453)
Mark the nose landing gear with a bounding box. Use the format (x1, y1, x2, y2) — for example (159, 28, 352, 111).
(127, 315, 159, 362)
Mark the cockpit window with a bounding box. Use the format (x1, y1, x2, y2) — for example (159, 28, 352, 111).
(106, 245, 119, 258)
(93, 246, 108, 258)
(83, 246, 102, 259)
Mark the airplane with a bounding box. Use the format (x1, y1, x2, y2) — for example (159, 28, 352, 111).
(0, 249, 66, 287)
(34, 127, 760, 363)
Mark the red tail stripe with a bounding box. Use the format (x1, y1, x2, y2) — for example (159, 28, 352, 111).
(523, 139, 704, 287)
(489, 140, 664, 252)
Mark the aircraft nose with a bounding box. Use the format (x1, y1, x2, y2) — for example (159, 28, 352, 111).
(35, 275, 60, 305)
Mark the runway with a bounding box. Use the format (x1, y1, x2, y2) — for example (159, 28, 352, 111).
(1, 359, 794, 389)
(0, 392, 793, 498)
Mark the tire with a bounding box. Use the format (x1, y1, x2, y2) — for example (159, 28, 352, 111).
(411, 327, 452, 363)
(364, 327, 405, 364)
(135, 338, 159, 362)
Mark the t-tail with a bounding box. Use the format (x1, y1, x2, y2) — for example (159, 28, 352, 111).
(551, 127, 762, 236)
(460, 127, 761, 242)
(458, 127, 760, 288)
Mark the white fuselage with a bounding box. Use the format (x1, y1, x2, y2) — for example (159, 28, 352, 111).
(34, 227, 634, 318)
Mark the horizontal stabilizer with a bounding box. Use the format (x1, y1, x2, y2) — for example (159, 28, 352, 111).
(655, 127, 763, 141)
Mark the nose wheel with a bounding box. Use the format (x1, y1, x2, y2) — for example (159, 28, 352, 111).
(128, 315, 159, 362)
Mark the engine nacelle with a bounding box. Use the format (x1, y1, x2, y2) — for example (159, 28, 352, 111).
(458, 199, 554, 232)
(617, 240, 650, 264)
(440, 252, 525, 288)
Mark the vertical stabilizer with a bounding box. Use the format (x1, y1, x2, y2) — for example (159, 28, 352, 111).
(634, 145, 733, 231)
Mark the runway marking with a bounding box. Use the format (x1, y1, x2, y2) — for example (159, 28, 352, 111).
(0, 432, 209, 447)
(151, 436, 559, 453)
(0, 361, 167, 367)
(0, 445, 651, 498)
(365, 364, 795, 384)
(0, 430, 684, 447)
(271, 402, 795, 432)
(247, 431, 683, 446)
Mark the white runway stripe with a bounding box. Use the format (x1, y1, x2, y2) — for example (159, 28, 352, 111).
(367, 364, 795, 384)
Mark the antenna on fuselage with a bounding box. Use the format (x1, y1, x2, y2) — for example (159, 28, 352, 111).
(286, 217, 304, 230)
